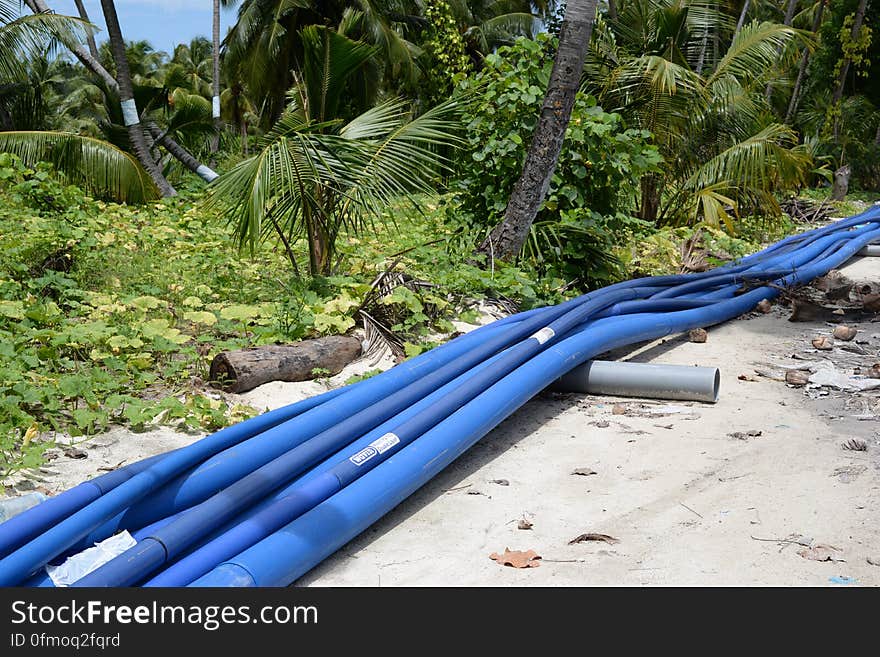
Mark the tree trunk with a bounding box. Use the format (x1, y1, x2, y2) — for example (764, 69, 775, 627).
(98, 0, 176, 197)
(232, 81, 248, 155)
(209, 336, 362, 392)
(0, 104, 12, 131)
(832, 0, 869, 106)
(735, 0, 751, 34)
(476, 0, 599, 263)
(607, 0, 618, 20)
(785, 0, 826, 123)
(764, 0, 799, 101)
(73, 0, 99, 60)
(639, 175, 661, 224)
(831, 164, 851, 200)
(695, 31, 708, 74)
(210, 0, 221, 156)
(27, 0, 219, 184)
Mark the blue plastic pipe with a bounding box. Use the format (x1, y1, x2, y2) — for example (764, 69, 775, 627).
(191, 223, 880, 587)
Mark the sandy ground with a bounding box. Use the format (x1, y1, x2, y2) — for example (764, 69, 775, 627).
(8, 248, 880, 587)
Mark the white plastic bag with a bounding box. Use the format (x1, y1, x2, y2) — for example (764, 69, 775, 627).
(45, 531, 137, 587)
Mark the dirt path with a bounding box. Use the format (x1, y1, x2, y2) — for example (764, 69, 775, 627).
(10, 250, 880, 587)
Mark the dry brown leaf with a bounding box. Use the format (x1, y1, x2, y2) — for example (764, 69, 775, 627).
(517, 518, 533, 530)
(568, 533, 619, 545)
(832, 325, 857, 341)
(489, 548, 541, 568)
(797, 544, 845, 562)
(688, 328, 708, 343)
(571, 468, 597, 477)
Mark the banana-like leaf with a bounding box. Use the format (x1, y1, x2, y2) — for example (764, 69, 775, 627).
(0, 131, 159, 203)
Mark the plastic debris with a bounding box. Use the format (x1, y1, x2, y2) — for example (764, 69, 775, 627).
(46, 531, 137, 587)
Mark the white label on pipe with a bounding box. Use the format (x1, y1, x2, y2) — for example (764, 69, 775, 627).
(349, 433, 400, 467)
(120, 98, 139, 126)
(530, 327, 555, 345)
(371, 432, 400, 454)
(212, 95, 221, 119)
(196, 164, 219, 182)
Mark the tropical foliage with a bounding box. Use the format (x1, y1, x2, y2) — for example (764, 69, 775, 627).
(1, 0, 879, 478)
(450, 33, 661, 282)
(584, 0, 812, 227)
(208, 25, 461, 276)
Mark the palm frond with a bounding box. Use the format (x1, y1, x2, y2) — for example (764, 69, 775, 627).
(0, 131, 159, 203)
(0, 11, 87, 82)
(300, 25, 378, 123)
(706, 20, 804, 86)
(686, 122, 810, 215)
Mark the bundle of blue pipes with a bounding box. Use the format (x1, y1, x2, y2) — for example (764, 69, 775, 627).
(1, 208, 879, 587)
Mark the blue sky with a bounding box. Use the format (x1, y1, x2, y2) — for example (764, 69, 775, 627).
(51, 0, 237, 54)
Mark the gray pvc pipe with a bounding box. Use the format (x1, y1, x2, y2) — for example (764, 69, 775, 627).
(551, 360, 720, 403)
(857, 245, 880, 256)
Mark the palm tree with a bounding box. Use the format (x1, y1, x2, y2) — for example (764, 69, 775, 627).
(584, 0, 810, 227)
(0, 0, 84, 83)
(0, 55, 65, 131)
(211, 0, 222, 154)
(477, 0, 599, 262)
(165, 37, 214, 97)
(449, 0, 543, 63)
(830, 0, 869, 139)
(785, 0, 826, 123)
(0, 0, 154, 201)
(221, 0, 422, 125)
(97, 0, 174, 196)
(207, 25, 461, 276)
(72, 0, 99, 59)
(24, 0, 219, 183)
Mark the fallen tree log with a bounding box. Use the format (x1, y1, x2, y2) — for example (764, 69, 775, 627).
(209, 335, 362, 393)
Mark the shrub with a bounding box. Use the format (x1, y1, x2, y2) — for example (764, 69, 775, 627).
(447, 34, 661, 285)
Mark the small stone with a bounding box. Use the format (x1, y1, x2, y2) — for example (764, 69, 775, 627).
(812, 336, 834, 350)
(62, 446, 88, 459)
(688, 328, 708, 343)
(517, 518, 533, 530)
(832, 325, 857, 341)
(756, 299, 772, 313)
(785, 370, 810, 386)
